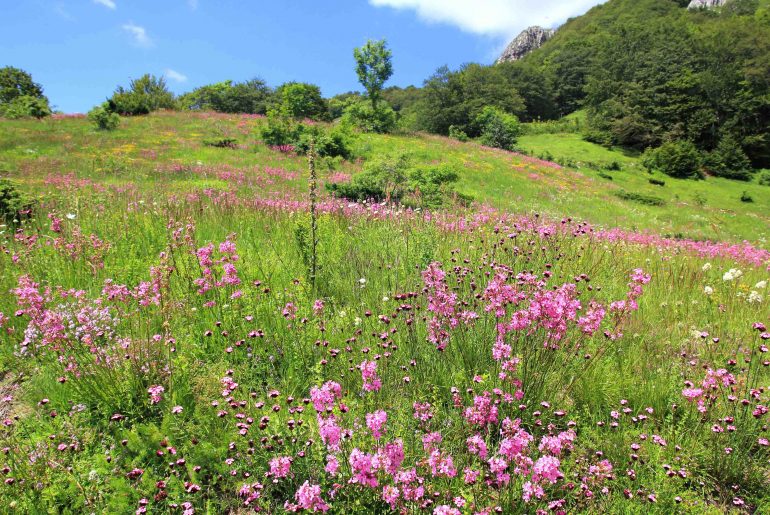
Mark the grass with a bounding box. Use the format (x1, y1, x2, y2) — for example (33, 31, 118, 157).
(0, 111, 769, 513)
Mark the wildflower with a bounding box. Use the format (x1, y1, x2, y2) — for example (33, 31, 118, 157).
(66, 213, 76, 220)
(723, 269, 742, 281)
(147, 385, 165, 404)
(702, 263, 712, 271)
(747, 291, 762, 304)
(359, 278, 367, 288)
(268, 456, 292, 479)
(171, 405, 183, 414)
(532, 455, 562, 484)
(360, 360, 381, 392)
(290, 481, 329, 512)
(366, 410, 387, 440)
(466, 434, 489, 459)
(703, 286, 713, 295)
(325, 455, 340, 475)
(756, 280, 767, 289)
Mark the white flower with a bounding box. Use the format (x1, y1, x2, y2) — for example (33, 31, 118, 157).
(66, 213, 76, 220)
(354, 317, 362, 326)
(358, 278, 367, 288)
(702, 263, 712, 271)
(704, 286, 714, 296)
(755, 281, 767, 290)
(723, 269, 743, 282)
(382, 296, 389, 302)
(748, 291, 763, 304)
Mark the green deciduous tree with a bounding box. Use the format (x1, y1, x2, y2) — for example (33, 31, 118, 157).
(353, 39, 394, 109)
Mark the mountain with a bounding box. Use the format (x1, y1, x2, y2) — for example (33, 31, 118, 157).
(497, 26, 556, 63)
(510, 0, 770, 167)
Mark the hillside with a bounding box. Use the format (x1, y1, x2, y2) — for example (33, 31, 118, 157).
(516, 0, 770, 167)
(1, 110, 770, 513)
(1, 113, 768, 244)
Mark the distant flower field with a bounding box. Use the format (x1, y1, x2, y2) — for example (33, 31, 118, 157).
(0, 112, 768, 513)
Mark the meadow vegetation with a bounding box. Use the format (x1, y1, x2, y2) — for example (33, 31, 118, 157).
(0, 109, 768, 513)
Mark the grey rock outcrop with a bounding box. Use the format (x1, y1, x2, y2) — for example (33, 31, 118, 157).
(687, 0, 729, 9)
(497, 26, 555, 64)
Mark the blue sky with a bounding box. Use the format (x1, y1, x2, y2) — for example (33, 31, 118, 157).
(0, 0, 604, 113)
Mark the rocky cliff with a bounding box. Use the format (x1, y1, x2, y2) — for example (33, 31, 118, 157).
(688, 0, 729, 9)
(496, 26, 556, 64)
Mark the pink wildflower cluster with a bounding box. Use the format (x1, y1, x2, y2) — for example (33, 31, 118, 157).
(194, 236, 242, 302)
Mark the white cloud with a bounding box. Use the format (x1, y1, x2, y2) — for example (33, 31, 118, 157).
(122, 23, 152, 47)
(93, 0, 117, 10)
(368, 0, 605, 38)
(164, 69, 188, 83)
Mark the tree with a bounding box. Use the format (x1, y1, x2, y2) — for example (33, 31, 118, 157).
(353, 39, 394, 109)
(0, 66, 45, 105)
(108, 74, 176, 115)
(475, 106, 521, 151)
(0, 67, 50, 118)
(275, 82, 327, 120)
(178, 79, 273, 114)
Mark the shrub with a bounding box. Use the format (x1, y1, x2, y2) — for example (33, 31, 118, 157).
(1, 95, 51, 119)
(178, 79, 273, 114)
(598, 172, 613, 180)
(448, 125, 468, 142)
(327, 155, 410, 202)
(606, 160, 622, 171)
(641, 140, 703, 179)
(705, 135, 753, 181)
(108, 74, 176, 116)
(88, 103, 120, 131)
(740, 191, 754, 203)
(648, 178, 666, 186)
(342, 100, 397, 134)
(475, 106, 521, 151)
(327, 155, 468, 208)
(275, 82, 328, 120)
(295, 126, 354, 160)
(0, 177, 33, 224)
(203, 137, 238, 149)
(614, 190, 666, 206)
(759, 171, 770, 186)
(259, 111, 303, 147)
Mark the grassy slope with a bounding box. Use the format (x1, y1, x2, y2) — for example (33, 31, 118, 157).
(1, 112, 769, 512)
(1, 112, 768, 247)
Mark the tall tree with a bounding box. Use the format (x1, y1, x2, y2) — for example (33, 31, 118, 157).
(353, 39, 394, 109)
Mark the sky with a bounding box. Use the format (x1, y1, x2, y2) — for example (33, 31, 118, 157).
(0, 0, 605, 113)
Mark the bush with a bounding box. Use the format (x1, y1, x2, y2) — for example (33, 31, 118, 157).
(448, 125, 468, 142)
(648, 178, 666, 186)
(88, 104, 120, 130)
(108, 74, 176, 116)
(295, 126, 354, 160)
(178, 79, 273, 114)
(275, 82, 328, 120)
(0, 178, 33, 224)
(1, 95, 51, 119)
(705, 136, 753, 181)
(598, 172, 613, 180)
(475, 106, 521, 151)
(641, 140, 703, 179)
(327, 155, 468, 208)
(740, 191, 754, 203)
(758, 171, 770, 186)
(259, 112, 303, 147)
(614, 190, 666, 206)
(342, 100, 397, 134)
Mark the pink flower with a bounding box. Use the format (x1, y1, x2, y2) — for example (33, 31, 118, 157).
(360, 360, 381, 392)
(366, 410, 388, 440)
(268, 456, 292, 479)
(532, 455, 562, 484)
(292, 481, 329, 512)
(466, 434, 488, 459)
(147, 385, 164, 405)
